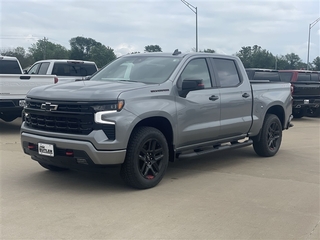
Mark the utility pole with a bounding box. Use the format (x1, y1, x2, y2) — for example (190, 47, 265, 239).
(307, 17, 320, 70)
(181, 0, 198, 52)
(42, 37, 48, 60)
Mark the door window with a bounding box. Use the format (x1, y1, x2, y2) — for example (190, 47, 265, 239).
(180, 58, 212, 88)
(38, 62, 50, 74)
(28, 63, 40, 74)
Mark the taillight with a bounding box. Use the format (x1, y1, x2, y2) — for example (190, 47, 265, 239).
(54, 77, 58, 84)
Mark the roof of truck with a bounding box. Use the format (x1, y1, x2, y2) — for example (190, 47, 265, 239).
(33, 59, 97, 64)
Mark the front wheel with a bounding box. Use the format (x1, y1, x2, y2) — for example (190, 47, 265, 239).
(121, 127, 169, 189)
(253, 114, 282, 157)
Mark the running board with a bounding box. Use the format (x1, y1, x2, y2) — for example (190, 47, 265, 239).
(177, 139, 253, 159)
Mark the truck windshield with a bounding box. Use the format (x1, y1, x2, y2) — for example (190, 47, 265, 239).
(91, 56, 182, 84)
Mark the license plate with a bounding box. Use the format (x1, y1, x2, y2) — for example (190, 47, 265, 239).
(38, 143, 54, 157)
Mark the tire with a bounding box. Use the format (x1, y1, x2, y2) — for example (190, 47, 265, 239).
(38, 162, 69, 171)
(292, 109, 305, 118)
(253, 114, 282, 157)
(121, 127, 169, 189)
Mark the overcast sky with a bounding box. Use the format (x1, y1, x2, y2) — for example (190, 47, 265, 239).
(0, 0, 319, 62)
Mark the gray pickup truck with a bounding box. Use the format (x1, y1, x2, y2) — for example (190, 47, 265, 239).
(21, 52, 293, 189)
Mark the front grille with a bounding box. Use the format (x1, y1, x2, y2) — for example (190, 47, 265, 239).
(24, 99, 116, 139)
(28, 100, 91, 112)
(25, 113, 93, 135)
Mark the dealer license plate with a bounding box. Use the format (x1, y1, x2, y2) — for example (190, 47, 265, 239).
(38, 143, 54, 157)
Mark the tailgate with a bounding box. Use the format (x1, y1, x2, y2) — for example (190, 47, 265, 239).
(0, 74, 56, 96)
(292, 82, 320, 98)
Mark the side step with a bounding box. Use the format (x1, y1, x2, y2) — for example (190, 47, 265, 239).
(177, 139, 253, 159)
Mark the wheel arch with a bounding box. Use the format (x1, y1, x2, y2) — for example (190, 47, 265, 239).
(131, 116, 175, 162)
(265, 105, 285, 130)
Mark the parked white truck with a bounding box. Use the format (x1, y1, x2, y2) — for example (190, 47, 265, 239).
(26, 59, 98, 83)
(0, 56, 58, 122)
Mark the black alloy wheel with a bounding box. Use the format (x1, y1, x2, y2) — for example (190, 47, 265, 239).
(253, 114, 282, 157)
(121, 127, 169, 189)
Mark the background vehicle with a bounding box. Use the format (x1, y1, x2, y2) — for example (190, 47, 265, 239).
(0, 56, 24, 74)
(0, 56, 58, 122)
(21, 52, 292, 189)
(26, 59, 98, 83)
(279, 70, 320, 118)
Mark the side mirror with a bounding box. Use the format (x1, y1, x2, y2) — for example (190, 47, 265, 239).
(182, 79, 204, 91)
(180, 79, 204, 98)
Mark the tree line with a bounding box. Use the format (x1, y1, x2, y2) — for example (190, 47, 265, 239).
(1, 37, 319, 71)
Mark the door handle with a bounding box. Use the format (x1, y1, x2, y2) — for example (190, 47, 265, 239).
(242, 93, 250, 98)
(209, 95, 219, 101)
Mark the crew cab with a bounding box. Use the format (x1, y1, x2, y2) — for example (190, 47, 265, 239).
(26, 59, 98, 83)
(0, 56, 58, 122)
(21, 52, 293, 189)
(279, 70, 320, 118)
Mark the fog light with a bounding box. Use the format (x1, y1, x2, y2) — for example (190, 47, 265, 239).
(65, 150, 74, 156)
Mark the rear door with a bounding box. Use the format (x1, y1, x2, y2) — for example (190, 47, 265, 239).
(210, 58, 252, 138)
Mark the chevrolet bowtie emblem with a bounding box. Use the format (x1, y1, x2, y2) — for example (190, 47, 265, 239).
(41, 102, 58, 111)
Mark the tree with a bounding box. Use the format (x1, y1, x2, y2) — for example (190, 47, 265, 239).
(90, 45, 116, 68)
(202, 49, 215, 53)
(312, 57, 320, 71)
(236, 45, 276, 69)
(236, 46, 253, 68)
(284, 53, 303, 70)
(144, 45, 162, 52)
(28, 38, 69, 61)
(69, 36, 99, 60)
(69, 36, 116, 67)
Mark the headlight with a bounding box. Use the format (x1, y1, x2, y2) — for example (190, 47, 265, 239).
(93, 100, 125, 124)
(92, 100, 125, 112)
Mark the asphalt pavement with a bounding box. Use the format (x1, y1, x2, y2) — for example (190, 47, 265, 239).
(0, 117, 319, 239)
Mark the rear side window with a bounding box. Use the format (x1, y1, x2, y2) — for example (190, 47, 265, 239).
(297, 72, 318, 82)
(52, 63, 97, 76)
(0, 60, 22, 74)
(253, 72, 280, 81)
(212, 59, 240, 87)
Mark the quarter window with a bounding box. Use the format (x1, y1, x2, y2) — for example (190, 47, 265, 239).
(212, 59, 240, 87)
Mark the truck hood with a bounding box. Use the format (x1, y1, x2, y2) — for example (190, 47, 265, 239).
(26, 80, 152, 101)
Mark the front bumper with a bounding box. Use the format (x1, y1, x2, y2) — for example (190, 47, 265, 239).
(21, 132, 126, 167)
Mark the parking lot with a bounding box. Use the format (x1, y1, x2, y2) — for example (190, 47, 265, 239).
(0, 117, 319, 239)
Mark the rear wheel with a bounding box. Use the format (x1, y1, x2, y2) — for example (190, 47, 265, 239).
(121, 127, 169, 189)
(253, 114, 282, 157)
(38, 162, 69, 171)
